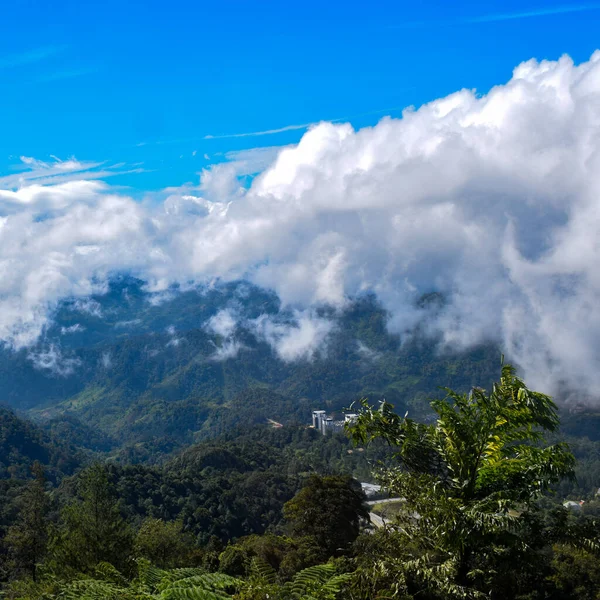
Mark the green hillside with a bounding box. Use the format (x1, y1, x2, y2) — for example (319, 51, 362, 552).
(0, 279, 503, 455)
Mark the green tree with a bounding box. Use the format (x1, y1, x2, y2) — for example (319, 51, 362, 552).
(548, 543, 600, 600)
(283, 475, 368, 557)
(349, 362, 576, 599)
(134, 517, 194, 568)
(219, 544, 251, 577)
(52, 463, 133, 573)
(4, 461, 50, 581)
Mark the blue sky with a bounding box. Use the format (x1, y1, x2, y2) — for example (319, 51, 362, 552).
(1, 0, 600, 190)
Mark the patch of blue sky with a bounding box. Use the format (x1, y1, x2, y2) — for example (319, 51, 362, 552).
(0, 0, 599, 191)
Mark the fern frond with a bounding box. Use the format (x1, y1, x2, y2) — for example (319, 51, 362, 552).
(93, 561, 129, 586)
(137, 558, 169, 590)
(250, 557, 277, 585)
(158, 572, 241, 600)
(54, 578, 129, 600)
(159, 588, 231, 600)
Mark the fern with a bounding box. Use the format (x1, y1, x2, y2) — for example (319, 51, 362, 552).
(249, 557, 277, 585)
(159, 588, 231, 600)
(319, 573, 352, 594)
(157, 569, 212, 591)
(289, 563, 336, 587)
(93, 561, 129, 586)
(281, 563, 348, 600)
(54, 578, 131, 600)
(159, 572, 241, 600)
(137, 558, 169, 589)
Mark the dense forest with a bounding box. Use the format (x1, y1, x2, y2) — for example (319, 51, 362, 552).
(1, 363, 600, 599)
(0, 279, 504, 457)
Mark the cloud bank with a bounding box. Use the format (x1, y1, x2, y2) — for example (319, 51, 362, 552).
(2, 52, 600, 398)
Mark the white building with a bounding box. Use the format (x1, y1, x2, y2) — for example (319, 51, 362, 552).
(312, 410, 327, 430)
(312, 409, 352, 435)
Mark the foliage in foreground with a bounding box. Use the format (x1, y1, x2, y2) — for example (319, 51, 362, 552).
(4, 559, 350, 600)
(348, 361, 581, 599)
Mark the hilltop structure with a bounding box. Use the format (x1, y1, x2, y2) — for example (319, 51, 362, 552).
(311, 410, 357, 435)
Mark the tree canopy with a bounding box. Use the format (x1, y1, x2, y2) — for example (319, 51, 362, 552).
(283, 475, 368, 557)
(349, 361, 577, 598)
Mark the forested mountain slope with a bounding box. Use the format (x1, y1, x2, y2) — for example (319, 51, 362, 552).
(0, 278, 503, 452)
(0, 408, 81, 480)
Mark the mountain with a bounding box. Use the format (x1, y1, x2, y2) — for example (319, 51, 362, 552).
(0, 278, 503, 455)
(0, 408, 81, 480)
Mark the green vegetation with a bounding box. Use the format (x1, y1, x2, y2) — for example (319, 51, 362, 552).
(51, 463, 134, 574)
(283, 475, 368, 558)
(6, 559, 352, 599)
(370, 500, 404, 520)
(0, 409, 80, 481)
(1, 362, 600, 599)
(3, 463, 49, 582)
(0, 280, 503, 457)
(349, 361, 580, 598)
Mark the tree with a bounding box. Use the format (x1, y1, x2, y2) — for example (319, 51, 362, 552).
(349, 361, 576, 599)
(134, 518, 194, 568)
(4, 461, 50, 581)
(219, 544, 251, 577)
(52, 463, 133, 573)
(548, 543, 600, 600)
(283, 475, 368, 557)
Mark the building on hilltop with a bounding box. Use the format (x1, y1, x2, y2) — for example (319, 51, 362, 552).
(311, 409, 357, 435)
(312, 410, 327, 429)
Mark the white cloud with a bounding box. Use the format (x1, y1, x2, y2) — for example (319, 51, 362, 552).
(464, 4, 600, 24)
(201, 106, 410, 141)
(210, 339, 243, 361)
(28, 344, 81, 376)
(203, 122, 315, 140)
(101, 352, 112, 369)
(0, 156, 143, 190)
(2, 52, 600, 398)
(392, 4, 600, 29)
(115, 319, 141, 328)
(205, 309, 238, 338)
(250, 311, 334, 361)
(356, 341, 381, 361)
(165, 325, 182, 347)
(72, 298, 103, 318)
(147, 290, 175, 306)
(204, 309, 242, 359)
(224, 145, 293, 176)
(60, 323, 85, 334)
